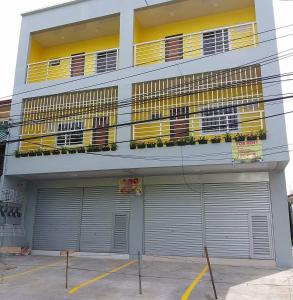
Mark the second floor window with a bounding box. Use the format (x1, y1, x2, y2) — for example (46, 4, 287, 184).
(57, 121, 84, 146)
(71, 53, 85, 77)
(96, 50, 117, 73)
(165, 34, 183, 62)
(201, 105, 238, 133)
(203, 29, 229, 56)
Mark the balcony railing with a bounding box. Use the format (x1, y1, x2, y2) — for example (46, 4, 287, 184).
(26, 48, 119, 83)
(134, 22, 257, 66)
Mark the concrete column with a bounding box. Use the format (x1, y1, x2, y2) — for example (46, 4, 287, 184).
(128, 194, 144, 258)
(119, 6, 134, 68)
(269, 171, 293, 267)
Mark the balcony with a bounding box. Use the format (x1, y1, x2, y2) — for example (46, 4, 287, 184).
(132, 64, 266, 145)
(19, 87, 118, 154)
(27, 14, 120, 83)
(134, 0, 257, 66)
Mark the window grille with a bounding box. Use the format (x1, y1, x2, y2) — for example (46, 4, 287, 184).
(203, 29, 229, 56)
(97, 50, 117, 73)
(56, 121, 83, 147)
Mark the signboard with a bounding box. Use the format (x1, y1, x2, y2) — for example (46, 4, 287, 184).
(119, 178, 143, 196)
(232, 140, 263, 163)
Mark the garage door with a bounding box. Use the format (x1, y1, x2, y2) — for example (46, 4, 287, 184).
(204, 182, 273, 259)
(144, 184, 203, 257)
(80, 186, 130, 253)
(33, 188, 82, 251)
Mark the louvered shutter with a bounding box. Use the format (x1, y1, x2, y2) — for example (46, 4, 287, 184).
(113, 214, 129, 253)
(249, 213, 273, 259)
(33, 188, 82, 251)
(144, 184, 203, 257)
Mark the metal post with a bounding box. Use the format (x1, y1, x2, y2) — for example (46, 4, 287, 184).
(65, 250, 69, 289)
(138, 251, 142, 295)
(204, 246, 218, 299)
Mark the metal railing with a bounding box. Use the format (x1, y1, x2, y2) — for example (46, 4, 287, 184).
(26, 48, 119, 83)
(134, 22, 257, 66)
(132, 110, 265, 142)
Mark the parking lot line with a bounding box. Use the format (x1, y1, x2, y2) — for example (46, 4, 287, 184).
(0, 259, 65, 281)
(68, 260, 136, 295)
(181, 265, 209, 300)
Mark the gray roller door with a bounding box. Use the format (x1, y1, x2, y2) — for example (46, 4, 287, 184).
(204, 182, 273, 259)
(144, 184, 203, 257)
(80, 186, 130, 253)
(33, 188, 83, 251)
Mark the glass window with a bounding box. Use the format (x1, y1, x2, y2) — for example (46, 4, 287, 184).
(56, 121, 83, 146)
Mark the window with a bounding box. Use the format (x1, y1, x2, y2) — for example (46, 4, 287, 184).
(56, 121, 83, 146)
(96, 50, 117, 73)
(150, 113, 162, 120)
(201, 105, 238, 133)
(71, 53, 85, 77)
(49, 59, 60, 67)
(165, 34, 183, 62)
(203, 29, 229, 56)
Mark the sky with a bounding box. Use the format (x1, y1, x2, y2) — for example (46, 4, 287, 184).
(0, 0, 293, 194)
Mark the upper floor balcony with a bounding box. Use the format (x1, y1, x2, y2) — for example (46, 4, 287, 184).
(26, 14, 120, 84)
(134, 0, 257, 66)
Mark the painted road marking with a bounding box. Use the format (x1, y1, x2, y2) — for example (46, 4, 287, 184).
(0, 259, 66, 281)
(68, 260, 136, 295)
(181, 265, 209, 300)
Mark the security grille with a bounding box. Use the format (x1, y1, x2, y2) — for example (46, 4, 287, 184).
(113, 214, 129, 253)
(203, 29, 229, 55)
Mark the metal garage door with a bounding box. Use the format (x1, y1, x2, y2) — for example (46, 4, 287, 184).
(33, 188, 83, 251)
(144, 184, 203, 257)
(204, 182, 273, 259)
(80, 186, 130, 253)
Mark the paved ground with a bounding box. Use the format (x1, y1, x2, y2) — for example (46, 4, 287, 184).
(0, 255, 292, 300)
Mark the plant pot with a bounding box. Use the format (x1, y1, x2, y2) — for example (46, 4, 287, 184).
(61, 150, 68, 154)
(176, 140, 186, 146)
(146, 143, 156, 148)
(68, 149, 76, 154)
(102, 146, 110, 151)
(42, 151, 51, 156)
(15, 154, 21, 158)
(198, 139, 208, 145)
(211, 139, 221, 144)
(225, 138, 232, 143)
(234, 136, 246, 142)
(77, 148, 85, 153)
(52, 150, 60, 155)
(28, 152, 37, 157)
(137, 144, 146, 149)
(35, 152, 42, 156)
(157, 143, 164, 148)
(165, 142, 175, 147)
(130, 145, 137, 150)
(259, 134, 267, 140)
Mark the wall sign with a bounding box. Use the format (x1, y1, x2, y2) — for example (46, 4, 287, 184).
(232, 140, 263, 163)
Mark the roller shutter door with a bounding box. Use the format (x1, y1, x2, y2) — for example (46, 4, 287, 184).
(203, 182, 272, 259)
(80, 186, 130, 253)
(33, 188, 82, 251)
(144, 184, 203, 257)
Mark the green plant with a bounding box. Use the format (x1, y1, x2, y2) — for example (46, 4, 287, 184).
(137, 142, 146, 149)
(68, 148, 77, 154)
(20, 152, 29, 157)
(165, 140, 175, 147)
(60, 147, 68, 154)
(130, 141, 137, 150)
(28, 151, 37, 157)
(176, 139, 186, 146)
(110, 143, 118, 151)
(198, 137, 208, 144)
(258, 129, 267, 140)
(211, 136, 221, 144)
(35, 149, 42, 156)
(234, 133, 246, 142)
(156, 138, 164, 147)
(52, 149, 60, 155)
(102, 145, 110, 151)
(224, 133, 232, 143)
(14, 150, 21, 158)
(42, 150, 51, 156)
(146, 142, 156, 148)
(186, 136, 195, 145)
(77, 147, 86, 153)
(247, 132, 258, 141)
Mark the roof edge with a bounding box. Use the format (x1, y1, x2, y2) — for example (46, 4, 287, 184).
(21, 0, 88, 16)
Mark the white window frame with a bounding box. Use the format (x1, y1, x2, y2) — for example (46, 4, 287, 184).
(96, 49, 118, 74)
(202, 28, 230, 56)
(56, 121, 84, 147)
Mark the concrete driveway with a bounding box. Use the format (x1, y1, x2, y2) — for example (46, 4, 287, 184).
(0, 255, 292, 300)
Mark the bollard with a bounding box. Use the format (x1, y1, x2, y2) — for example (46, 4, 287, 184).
(138, 251, 142, 295)
(65, 250, 69, 289)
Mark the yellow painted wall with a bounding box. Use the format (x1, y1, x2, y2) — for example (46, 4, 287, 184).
(27, 34, 120, 83)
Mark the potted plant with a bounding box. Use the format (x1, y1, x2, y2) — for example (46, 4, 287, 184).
(77, 147, 86, 153)
(130, 141, 137, 150)
(156, 138, 164, 148)
(234, 133, 246, 142)
(146, 142, 156, 148)
(68, 148, 77, 154)
(224, 132, 232, 143)
(20, 152, 29, 157)
(102, 145, 110, 151)
(110, 143, 118, 151)
(211, 136, 221, 144)
(42, 150, 51, 156)
(186, 136, 195, 145)
(14, 150, 21, 158)
(28, 151, 37, 157)
(52, 149, 60, 155)
(60, 147, 68, 154)
(247, 133, 258, 141)
(176, 139, 186, 146)
(258, 129, 267, 140)
(165, 140, 175, 147)
(35, 149, 42, 156)
(137, 142, 146, 149)
(198, 137, 208, 144)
